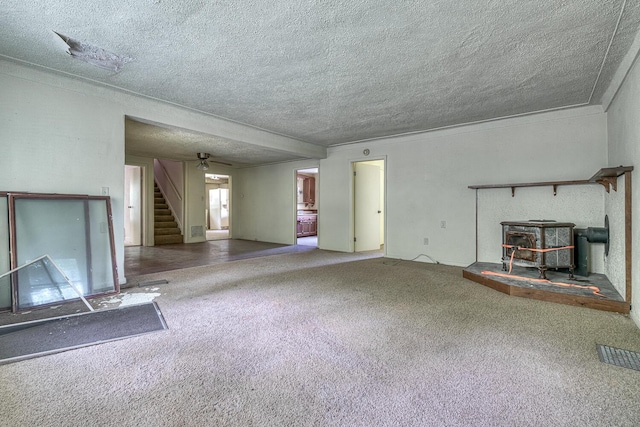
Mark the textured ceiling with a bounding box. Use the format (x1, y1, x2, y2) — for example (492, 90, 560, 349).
(2, 0, 640, 164)
(125, 118, 304, 167)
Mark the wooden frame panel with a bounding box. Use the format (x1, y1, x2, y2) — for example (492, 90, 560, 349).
(6, 193, 119, 312)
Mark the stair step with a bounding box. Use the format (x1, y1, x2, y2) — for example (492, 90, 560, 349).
(155, 228, 182, 236)
(155, 221, 178, 228)
(153, 182, 182, 245)
(155, 234, 183, 245)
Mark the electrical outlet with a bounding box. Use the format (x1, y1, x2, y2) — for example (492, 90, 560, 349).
(423, 237, 429, 245)
(441, 220, 447, 229)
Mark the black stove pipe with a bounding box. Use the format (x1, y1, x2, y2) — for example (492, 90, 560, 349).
(573, 216, 610, 277)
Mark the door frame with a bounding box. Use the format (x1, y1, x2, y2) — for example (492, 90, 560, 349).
(351, 157, 386, 254)
(294, 166, 319, 246)
(124, 165, 143, 246)
(204, 174, 232, 239)
(124, 159, 154, 247)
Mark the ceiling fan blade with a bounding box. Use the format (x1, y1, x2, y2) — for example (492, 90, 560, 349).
(209, 159, 233, 167)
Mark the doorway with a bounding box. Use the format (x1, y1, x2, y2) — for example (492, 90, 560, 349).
(124, 165, 143, 246)
(205, 174, 231, 241)
(295, 167, 319, 247)
(353, 160, 385, 252)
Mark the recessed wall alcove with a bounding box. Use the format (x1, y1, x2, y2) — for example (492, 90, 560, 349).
(463, 166, 633, 313)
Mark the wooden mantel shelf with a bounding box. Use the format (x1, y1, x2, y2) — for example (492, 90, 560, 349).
(468, 166, 633, 196)
(589, 166, 634, 193)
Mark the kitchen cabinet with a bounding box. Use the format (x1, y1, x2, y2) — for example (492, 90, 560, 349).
(303, 177, 315, 204)
(297, 175, 315, 205)
(297, 214, 317, 237)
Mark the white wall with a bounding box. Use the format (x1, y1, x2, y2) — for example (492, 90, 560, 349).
(0, 59, 318, 283)
(606, 51, 640, 327)
(182, 161, 206, 243)
(603, 176, 628, 299)
(0, 68, 126, 283)
(2, 58, 628, 315)
(234, 160, 320, 245)
(319, 106, 608, 266)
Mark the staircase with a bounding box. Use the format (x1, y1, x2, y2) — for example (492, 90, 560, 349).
(154, 183, 183, 245)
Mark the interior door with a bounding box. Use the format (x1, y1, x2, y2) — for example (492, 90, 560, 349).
(354, 162, 381, 252)
(124, 165, 142, 246)
(220, 188, 229, 228)
(209, 188, 221, 229)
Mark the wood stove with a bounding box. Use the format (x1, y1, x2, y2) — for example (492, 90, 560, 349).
(501, 221, 575, 279)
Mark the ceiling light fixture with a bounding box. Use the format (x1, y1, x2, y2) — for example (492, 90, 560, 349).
(196, 153, 210, 170)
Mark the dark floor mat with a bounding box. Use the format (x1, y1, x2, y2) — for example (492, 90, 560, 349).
(597, 344, 640, 371)
(0, 302, 167, 364)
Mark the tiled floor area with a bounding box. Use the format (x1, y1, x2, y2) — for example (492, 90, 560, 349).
(296, 236, 317, 246)
(124, 239, 317, 283)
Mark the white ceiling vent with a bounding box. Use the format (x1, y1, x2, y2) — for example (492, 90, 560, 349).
(54, 32, 133, 72)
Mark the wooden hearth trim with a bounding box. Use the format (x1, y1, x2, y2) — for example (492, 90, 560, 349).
(462, 269, 630, 314)
(625, 171, 632, 303)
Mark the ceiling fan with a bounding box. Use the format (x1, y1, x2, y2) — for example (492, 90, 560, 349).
(196, 153, 232, 170)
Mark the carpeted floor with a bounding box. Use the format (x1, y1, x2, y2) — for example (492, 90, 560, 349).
(1, 249, 639, 426)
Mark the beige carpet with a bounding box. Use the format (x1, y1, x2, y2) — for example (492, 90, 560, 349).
(1, 249, 639, 426)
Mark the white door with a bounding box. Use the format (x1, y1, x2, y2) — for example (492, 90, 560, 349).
(124, 165, 142, 246)
(220, 188, 229, 228)
(209, 189, 221, 229)
(354, 162, 381, 252)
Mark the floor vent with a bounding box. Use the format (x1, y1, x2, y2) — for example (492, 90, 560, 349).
(597, 344, 640, 371)
(191, 225, 204, 237)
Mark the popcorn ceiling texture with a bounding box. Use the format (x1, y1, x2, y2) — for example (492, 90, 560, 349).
(1, 0, 639, 151)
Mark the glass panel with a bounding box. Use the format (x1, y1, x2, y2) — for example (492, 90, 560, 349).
(0, 196, 10, 310)
(11, 196, 117, 310)
(87, 199, 117, 294)
(14, 198, 89, 294)
(14, 257, 79, 309)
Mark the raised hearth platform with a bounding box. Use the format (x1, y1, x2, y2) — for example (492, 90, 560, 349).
(463, 262, 629, 314)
